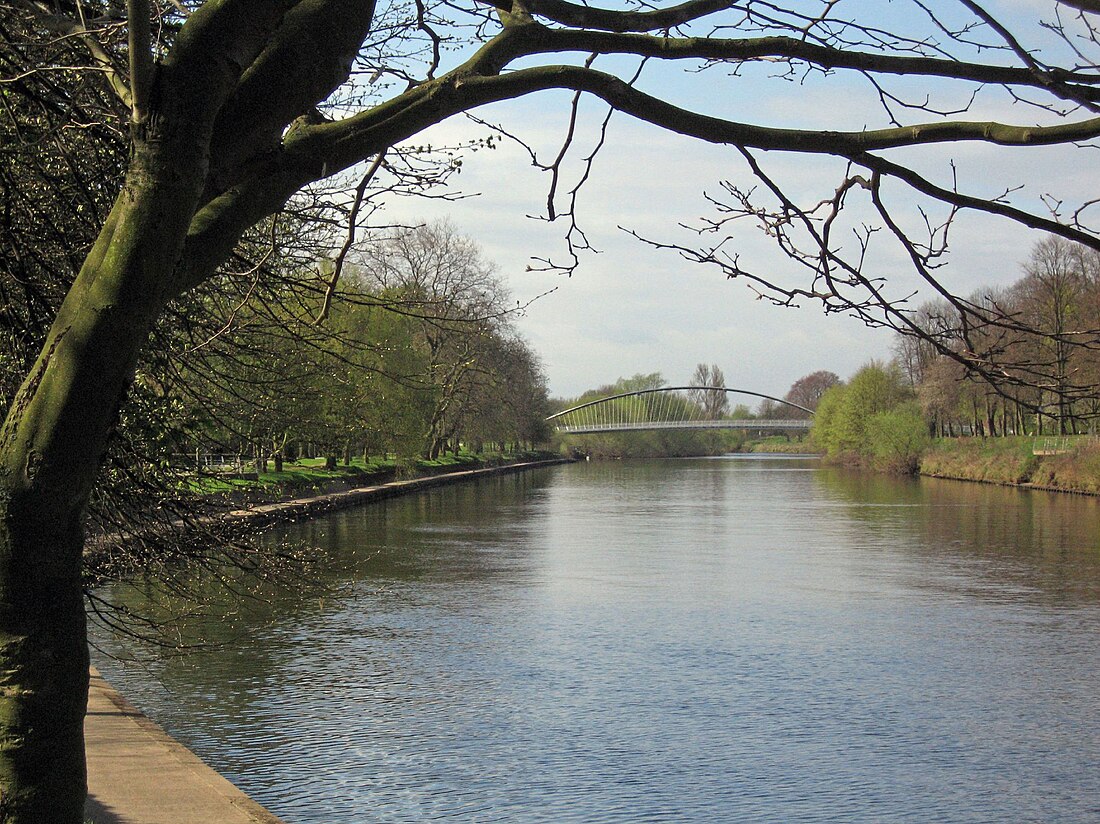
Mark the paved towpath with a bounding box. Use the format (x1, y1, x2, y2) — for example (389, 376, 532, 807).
(84, 668, 285, 823)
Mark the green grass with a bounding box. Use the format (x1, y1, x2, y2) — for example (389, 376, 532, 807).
(179, 457, 395, 498)
(745, 435, 819, 454)
(1029, 437, 1100, 493)
(920, 436, 1039, 484)
(179, 450, 556, 500)
(185, 475, 268, 495)
(918, 434, 1100, 492)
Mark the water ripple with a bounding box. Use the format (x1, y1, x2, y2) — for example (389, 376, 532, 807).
(94, 459, 1100, 823)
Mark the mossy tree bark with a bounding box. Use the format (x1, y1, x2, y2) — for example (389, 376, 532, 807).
(0, 55, 230, 818)
(0, 153, 199, 819)
(0, 4, 376, 817)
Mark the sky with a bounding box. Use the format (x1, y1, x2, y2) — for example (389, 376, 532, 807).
(368, 1, 1095, 402)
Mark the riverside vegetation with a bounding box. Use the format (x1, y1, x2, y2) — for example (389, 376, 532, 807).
(552, 369, 824, 460)
(920, 437, 1100, 494)
(811, 361, 1100, 495)
(550, 354, 1100, 494)
(806, 237, 1100, 492)
(181, 450, 559, 504)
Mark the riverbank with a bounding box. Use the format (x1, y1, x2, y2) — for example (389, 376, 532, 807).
(745, 437, 819, 454)
(86, 455, 571, 822)
(218, 456, 573, 528)
(189, 450, 559, 506)
(85, 452, 567, 565)
(918, 436, 1100, 495)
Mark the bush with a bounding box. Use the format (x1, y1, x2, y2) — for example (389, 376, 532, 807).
(811, 362, 917, 469)
(866, 402, 930, 473)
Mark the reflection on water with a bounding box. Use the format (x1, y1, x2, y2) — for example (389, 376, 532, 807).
(93, 458, 1100, 823)
(817, 467, 1100, 606)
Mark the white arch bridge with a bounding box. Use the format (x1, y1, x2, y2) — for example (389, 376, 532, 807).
(546, 387, 813, 435)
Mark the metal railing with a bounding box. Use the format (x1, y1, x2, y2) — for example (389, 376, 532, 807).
(170, 452, 248, 472)
(554, 419, 811, 434)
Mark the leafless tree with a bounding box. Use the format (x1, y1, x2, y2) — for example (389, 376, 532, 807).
(688, 362, 729, 419)
(355, 221, 515, 457)
(785, 371, 842, 418)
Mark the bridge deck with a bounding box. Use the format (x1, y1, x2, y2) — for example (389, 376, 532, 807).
(554, 419, 811, 434)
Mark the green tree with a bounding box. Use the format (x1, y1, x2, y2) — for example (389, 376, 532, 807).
(454, 333, 551, 453)
(812, 363, 914, 459)
(330, 297, 436, 462)
(867, 401, 931, 473)
(809, 383, 846, 456)
(837, 363, 912, 451)
(357, 222, 511, 459)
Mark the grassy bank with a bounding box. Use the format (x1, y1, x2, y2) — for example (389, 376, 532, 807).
(744, 436, 820, 454)
(919, 437, 1039, 484)
(185, 451, 558, 505)
(919, 436, 1100, 494)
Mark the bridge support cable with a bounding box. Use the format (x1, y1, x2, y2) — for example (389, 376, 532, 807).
(546, 386, 814, 435)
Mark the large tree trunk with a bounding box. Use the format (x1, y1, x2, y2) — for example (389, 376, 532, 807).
(0, 308, 139, 821)
(0, 7, 380, 818)
(0, 515, 89, 823)
(0, 113, 204, 823)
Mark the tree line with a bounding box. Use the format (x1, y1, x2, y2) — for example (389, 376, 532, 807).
(895, 239, 1100, 438)
(178, 222, 552, 472)
(810, 240, 1100, 474)
(553, 372, 739, 457)
(553, 366, 841, 458)
(812, 240, 1100, 474)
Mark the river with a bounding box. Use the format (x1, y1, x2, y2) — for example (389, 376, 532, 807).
(91, 456, 1100, 823)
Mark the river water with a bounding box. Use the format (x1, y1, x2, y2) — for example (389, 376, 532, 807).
(92, 457, 1100, 823)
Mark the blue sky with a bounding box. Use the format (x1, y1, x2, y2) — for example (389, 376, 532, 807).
(370, 0, 1095, 401)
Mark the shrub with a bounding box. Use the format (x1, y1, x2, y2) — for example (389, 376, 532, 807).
(867, 402, 930, 473)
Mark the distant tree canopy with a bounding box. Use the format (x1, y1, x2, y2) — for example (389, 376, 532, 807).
(896, 238, 1100, 436)
(558, 373, 742, 457)
(785, 371, 842, 418)
(174, 221, 551, 466)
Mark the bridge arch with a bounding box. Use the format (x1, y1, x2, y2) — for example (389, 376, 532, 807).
(546, 387, 814, 434)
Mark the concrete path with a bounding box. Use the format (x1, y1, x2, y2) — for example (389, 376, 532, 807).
(84, 668, 285, 824)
